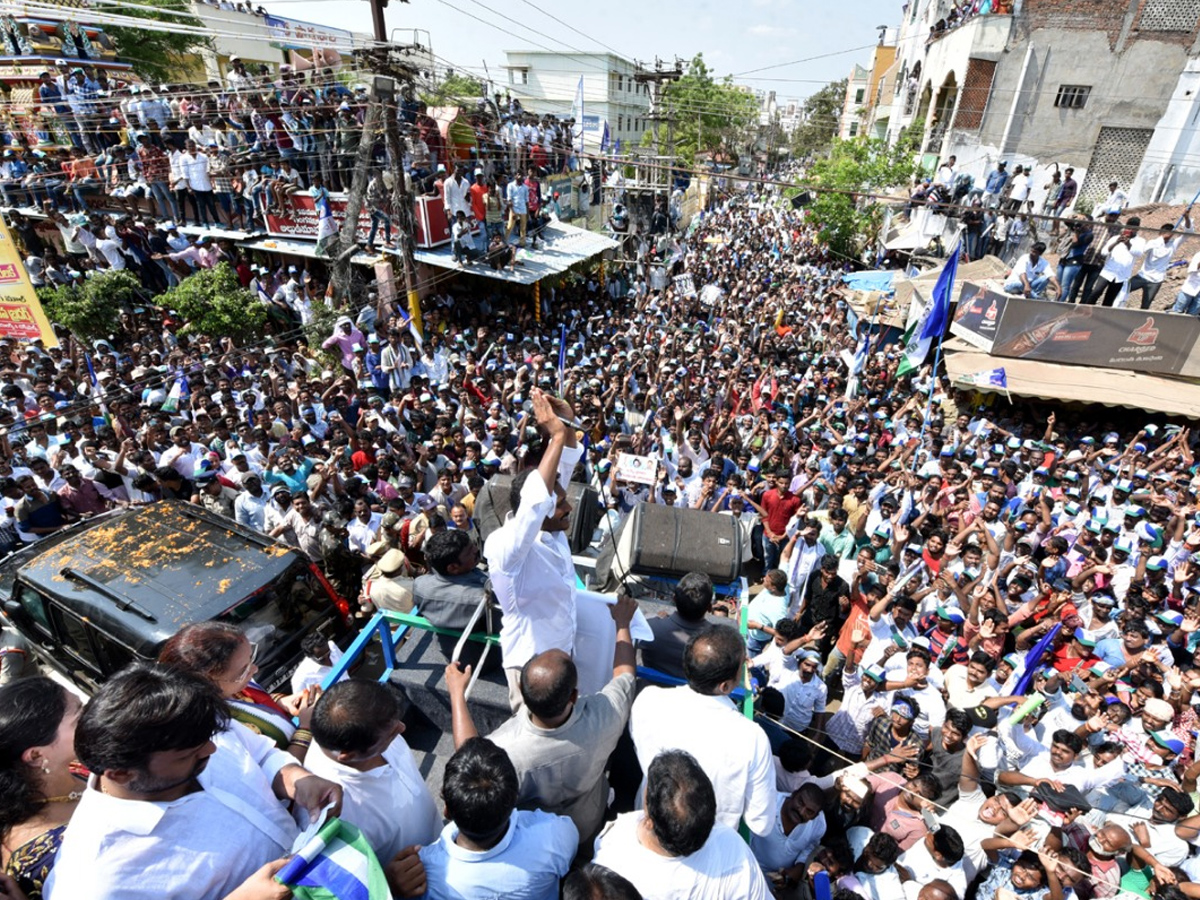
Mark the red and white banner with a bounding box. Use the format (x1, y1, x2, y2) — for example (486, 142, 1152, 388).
(264, 193, 460, 249)
(264, 193, 372, 244)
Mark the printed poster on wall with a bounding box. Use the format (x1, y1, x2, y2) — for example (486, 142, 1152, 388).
(989, 297, 1200, 375)
(0, 218, 58, 347)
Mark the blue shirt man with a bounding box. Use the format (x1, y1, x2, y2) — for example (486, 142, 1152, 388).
(506, 179, 528, 215)
(985, 164, 1009, 196)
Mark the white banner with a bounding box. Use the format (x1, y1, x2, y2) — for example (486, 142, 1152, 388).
(672, 273, 697, 298)
(615, 452, 658, 486)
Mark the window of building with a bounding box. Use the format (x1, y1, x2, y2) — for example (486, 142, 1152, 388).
(854, 88, 865, 104)
(1054, 85, 1090, 109)
(849, 122, 859, 136)
(618, 114, 624, 131)
(510, 68, 527, 85)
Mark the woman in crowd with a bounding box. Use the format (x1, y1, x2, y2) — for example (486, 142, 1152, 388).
(0, 678, 84, 899)
(157, 620, 319, 760)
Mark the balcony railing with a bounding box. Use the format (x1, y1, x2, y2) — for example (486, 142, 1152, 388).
(926, 7, 1012, 46)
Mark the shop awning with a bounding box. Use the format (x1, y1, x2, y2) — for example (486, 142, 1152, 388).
(412, 221, 618, 286)
(943, 338, 1200, 418)
(236, 236, 381, 266)
(178, 224, 256, 242)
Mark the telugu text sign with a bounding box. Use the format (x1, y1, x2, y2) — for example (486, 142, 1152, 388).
(0, 220, 57, 346)
(264, 15, 355, 51)
(264, 192, 373, 243)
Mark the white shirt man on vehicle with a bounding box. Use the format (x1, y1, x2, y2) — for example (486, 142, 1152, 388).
(46, 665, 342, 900)
(484, 388, 615, 710)
(594, 749, 771, 899)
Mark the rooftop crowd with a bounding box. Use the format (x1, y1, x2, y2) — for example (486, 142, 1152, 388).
(0, 57, 583, 277)
(1, 50, 1200, 900)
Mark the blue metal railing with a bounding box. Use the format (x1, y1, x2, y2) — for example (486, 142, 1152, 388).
(321, 577, 754, 713)
(318, 606, 502, 691)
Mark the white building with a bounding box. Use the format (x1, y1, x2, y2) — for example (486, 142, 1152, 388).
(839, 64, 870, 139)
(778, 98, 805, 135)
(1132, 57, 1200, 207)
(880, 0, 1198, 211)
(502, 51, 651, 151)
(187, 2, 370, 83)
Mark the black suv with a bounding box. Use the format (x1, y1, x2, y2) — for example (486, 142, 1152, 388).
(0, 500, 348, 693)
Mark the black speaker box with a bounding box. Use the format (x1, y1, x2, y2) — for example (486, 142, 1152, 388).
(619, 501, 742, 582)
(475, 474, 601, 555)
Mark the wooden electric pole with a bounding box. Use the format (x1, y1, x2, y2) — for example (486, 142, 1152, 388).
(330, 98, 379, 302)
(331, 0, 391, 302)
(377, 72, 423, 335)
(333, 0, 423, 333)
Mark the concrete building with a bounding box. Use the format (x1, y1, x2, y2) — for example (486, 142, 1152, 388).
(841, 35, 898, 140)
(502, 51, 650, 151)
(778, 98, 805, 135)
(880, 0, 1200, 211)
(839, 64, 871, 139)
(1133, 53, 1200, 207)
(186, 2, 369, 84)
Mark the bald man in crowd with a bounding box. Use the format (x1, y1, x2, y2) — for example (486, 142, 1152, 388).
(444, 592, 638, 848)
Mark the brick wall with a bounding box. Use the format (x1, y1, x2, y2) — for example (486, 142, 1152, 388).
(953, 58, 997, 130)
(1021, 0, 1199, 50)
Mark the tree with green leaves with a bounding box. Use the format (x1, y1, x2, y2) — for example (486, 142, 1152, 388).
(422, 71, 485, 107)
(103, 0, 211, 86)
(643, 54, 759, 166)
(799, 125, 920, 260)
(37, 269, 146, 343)
(790, 78, 847, 160)
(154, 263, 266, 340)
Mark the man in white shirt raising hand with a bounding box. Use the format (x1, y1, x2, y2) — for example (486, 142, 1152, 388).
(485, 388, 615, 710)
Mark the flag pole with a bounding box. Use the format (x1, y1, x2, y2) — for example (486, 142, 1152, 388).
(912, 333, 945, 471)
(911, 234, 962, 472)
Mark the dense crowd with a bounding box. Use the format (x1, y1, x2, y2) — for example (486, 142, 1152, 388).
(3, 117, 1200, 900)
(0, 58, 586, 268)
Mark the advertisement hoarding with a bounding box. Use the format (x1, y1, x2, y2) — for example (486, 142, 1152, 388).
(989, 297, 1200, 375)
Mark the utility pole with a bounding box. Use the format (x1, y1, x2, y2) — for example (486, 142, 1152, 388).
(330, 0, 388, 304)
(633, 57, 682, 196)
(331, 91, 379, 303)
(370, 0, 388, 45)
(376, 70, 423, 335)
(333, 0, 423, 333)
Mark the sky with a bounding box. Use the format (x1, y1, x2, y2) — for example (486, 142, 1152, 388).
(271, 0, 903, 102)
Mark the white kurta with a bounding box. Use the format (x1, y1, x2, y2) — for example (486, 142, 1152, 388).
(45, 724, 296, 900)
(594, 812, 771, 900)
(305, 734, 441, 863)
(630, 685, 776, 838)
(484, 444, 615, 696)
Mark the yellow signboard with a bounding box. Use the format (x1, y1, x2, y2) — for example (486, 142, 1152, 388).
(0, 218, 58, 347)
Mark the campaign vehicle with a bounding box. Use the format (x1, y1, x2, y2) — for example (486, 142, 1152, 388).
(0, 500, 348, 693)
